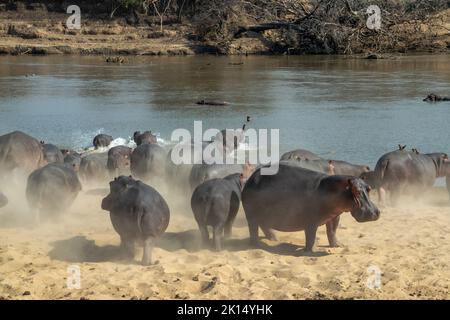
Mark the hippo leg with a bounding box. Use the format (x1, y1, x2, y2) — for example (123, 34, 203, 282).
(120, 237, 135, 260)
(304, 225, 318, 253)
(378, 187, 387, 205)
(326, 216, 341, 247)
(261, 227, 278, 241)
(247, 220, 260, 247)
(142, 237, 155, 266)
(213, 226, 224, 251)
(199, 224, 210, 247)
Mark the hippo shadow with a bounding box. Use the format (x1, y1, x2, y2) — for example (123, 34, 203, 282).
(158, 229, 328, 257)
(48, 236, 124, 263)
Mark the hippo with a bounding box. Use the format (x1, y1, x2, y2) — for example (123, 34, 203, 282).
(79, 153, 109, 183)
(107, 146, 132, 177)
(0, 131, 46, 175)
(63, 153, 82, 172)
(374, 149, 449, 205)
(93, 134, 113, 149)
(189, 162, 245, 191)
(196, 100, 229, 106)
(360, 171, 380, 190)
(101, 176, 170, 265)
(26, 163, 82, 220)
(41, 143, 64, 164)
(191, 164, 254, 250)
(0, 191, 7, 208)
(280, 149, 321, 161)
(133, 131, 157, 146)
(242, 164, 380, 251)
(423, 93, 450, 102)
(130, 144, 166, 182)
(165, 141, 210, 192)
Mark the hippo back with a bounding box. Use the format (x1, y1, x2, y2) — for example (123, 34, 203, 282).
(0, 131, 46, 175)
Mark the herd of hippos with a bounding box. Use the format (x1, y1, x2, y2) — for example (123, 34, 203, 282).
(0, 126, 449, 265)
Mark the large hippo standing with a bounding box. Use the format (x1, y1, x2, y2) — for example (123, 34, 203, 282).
(26, 163, 82, 220)
(0, 191, 7, 208)
(374, 149, 449, 205)
(191, 164, 254, 250)
(0, 131, 46, 175)
(107, 146, 132, 177)
(93, 134, 113, 149)
(41, 143, 64, 164)
(79, 153, 109, 183)
(133, 131, 157, 146)
(280, 149, 321, 161)
(242, 164, 380, 251)
(101, 176, 170, 265)
(130, 144, 166, 182)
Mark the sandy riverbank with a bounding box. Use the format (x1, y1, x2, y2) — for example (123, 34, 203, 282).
(0, 184, 449, 300)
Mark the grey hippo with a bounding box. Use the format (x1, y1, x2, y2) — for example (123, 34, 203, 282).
(242, 164, 380, 252)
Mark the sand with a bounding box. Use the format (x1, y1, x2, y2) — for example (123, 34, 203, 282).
(0, 185, 449, 300)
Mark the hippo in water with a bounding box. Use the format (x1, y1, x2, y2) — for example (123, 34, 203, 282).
(133, 131, 157, 146)
(196, 100, 229, 106)
(373, 149, 449, 205)
(0, 191, 7, 208)
(26, 163, 82, 221)
(191, 164, 254, 250)
(41, 143, 64, 164)
(242, 164, 380, 251)
(79, 153, 109, 184)
(0, 131, 46, 175)
(423, 93, 450, 102)
(93, 134, 113, 149)
(101, 176, 170, 265)
(107, 146, 132, 177)
(280, 149, 321, 161)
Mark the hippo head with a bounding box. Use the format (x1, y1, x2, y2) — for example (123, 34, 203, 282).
(348, 178, 380, 223)
(423, 93, 439, 102)
(427, 153, 449, 177)
(101, 176, 136, 211)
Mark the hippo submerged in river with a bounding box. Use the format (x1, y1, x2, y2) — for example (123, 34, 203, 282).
(373, 149, 449, 205)
(196, 100, 229, 106)
(190, 164, 255, 250)
(423, 93, 450, 102)
(280, 149, 321, 161)
(242, 164, 380, 252)
(101, 176, 170, 265)
(26, 163, 82, 221)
